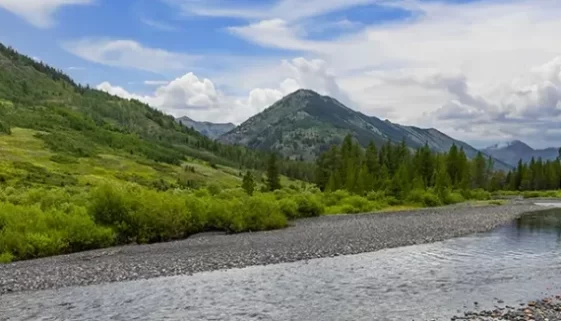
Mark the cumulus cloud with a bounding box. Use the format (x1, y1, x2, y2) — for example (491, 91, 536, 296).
(88, 0, 561, 147)
(97, 73, 222, 116)
(63, 39, 200, 73)
(0, 0, 92, 28)
(96, 57, 349, 124)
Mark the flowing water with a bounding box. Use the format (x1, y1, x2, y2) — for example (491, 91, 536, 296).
(2, 205, 561, 321)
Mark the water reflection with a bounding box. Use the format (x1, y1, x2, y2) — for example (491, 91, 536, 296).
(516, 209, 561, 238)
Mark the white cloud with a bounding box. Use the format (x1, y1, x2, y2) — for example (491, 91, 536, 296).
(62, 0, 561, 147)
(97, 73, 223, 118)
(176, 0, 381, 22)
(141, 18, 179, 32)
(220, 0, 561, 146)
(67, 66, 85, 70)
(0, 0, 92, 28)
(63, 39, 200, 73)
(144, 80, 169, 86)
(96, 57, 348, 124)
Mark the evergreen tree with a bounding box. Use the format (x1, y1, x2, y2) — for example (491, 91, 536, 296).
(434, 155, 451, 201)
(365, 141, 380, 188)
(241, 171, 255, 196)
(266, 153, 282, 191)
(471, 152, 487, 189)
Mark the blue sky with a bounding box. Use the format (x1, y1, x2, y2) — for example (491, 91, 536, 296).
(1, 0, 561, 148)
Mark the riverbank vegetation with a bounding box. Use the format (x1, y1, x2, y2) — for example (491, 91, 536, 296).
(1, 42, 560, 263)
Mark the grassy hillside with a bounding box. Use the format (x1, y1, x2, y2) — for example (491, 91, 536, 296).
(0, 43, 314, 182)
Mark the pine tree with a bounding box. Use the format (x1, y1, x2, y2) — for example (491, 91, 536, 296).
(365, 141, 380, 188)
(471, 152, 487, 189)
(266, 153, 282, 191)
(435, 155, 451, 201)
(241, 171, 255, 196)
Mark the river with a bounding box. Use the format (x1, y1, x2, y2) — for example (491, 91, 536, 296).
(2, 205, 561, 321)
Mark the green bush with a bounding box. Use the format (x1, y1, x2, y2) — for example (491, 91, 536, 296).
(0, 252, 14, 263)
(366, 191, 386, 201)
(0, 120, 11, 135)
(442, 191, 465, 205)
(383, 196, 401, 206)
(206, 183, 222, 196)
(407, 189, 442, 207)
(522, 191, 542, 199)
(278, 198, 299, 219)
(343, 196, 373, 213)
(322, 190, 351, 206)
(0, 202, 115, 261)
(461, 188, 491, 201)
(294, 193, 324, 217)
(89, 184, 130, 227)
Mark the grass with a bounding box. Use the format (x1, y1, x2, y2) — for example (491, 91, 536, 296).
(0, 128, 252, 190)
(0, 129, 533, 264)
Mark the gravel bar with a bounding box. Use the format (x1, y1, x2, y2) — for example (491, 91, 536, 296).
(0, 202, 545, 294)
(456, 296, 561, 320)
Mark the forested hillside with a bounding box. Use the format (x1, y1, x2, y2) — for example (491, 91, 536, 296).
(220, 89, 511, 170)
(176, 116, 235, 139)
(0, 43, 313, 183)
(0, 43, 558, 265)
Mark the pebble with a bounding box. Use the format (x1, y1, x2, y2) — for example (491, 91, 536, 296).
(0, 203, 545, 294)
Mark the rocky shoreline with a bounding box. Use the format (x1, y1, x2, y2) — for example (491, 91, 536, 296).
(454, 296, 561, 321)
(0, 202, 546, 294)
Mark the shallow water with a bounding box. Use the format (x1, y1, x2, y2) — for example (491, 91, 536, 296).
(2, 207, 561, 321)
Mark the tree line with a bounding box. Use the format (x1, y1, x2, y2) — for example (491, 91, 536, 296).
(314, 135, 561, 199)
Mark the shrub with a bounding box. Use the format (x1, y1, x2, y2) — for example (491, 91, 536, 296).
(0, 121, 11, 135)
(278, 198, 299, 219)
(443, 191, 465, 205)
(407, 189, 442, 207)
(294, 193, 324, 217)
(322, 190, 351, 206)
(89, 184, 130, 227)
(383, 196, 401, 206)
(0, 252, 14, 263)
(343, 195, 373, 213)
(206, 183, 222, 196)
(461, 188, 491, 201)
(366, 191, 386, 201)
(522, 191, 542, 199)
(0, 202, 115, 261)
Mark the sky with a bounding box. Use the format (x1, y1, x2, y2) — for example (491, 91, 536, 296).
(1, 0, 561, 149)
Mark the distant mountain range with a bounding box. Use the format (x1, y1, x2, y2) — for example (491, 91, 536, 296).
(219, 89, 512, 170)
(177, 116, 235, 139)
(483, 140, 560, 167)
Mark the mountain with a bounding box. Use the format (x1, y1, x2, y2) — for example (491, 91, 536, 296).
(0, 42, 314, 188)
(177, 116, 235, 139)
(220, 89, 512, 170)
(483, 140, 560, 167)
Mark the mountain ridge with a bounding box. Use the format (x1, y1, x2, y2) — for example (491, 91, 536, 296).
(220, 89, 512, 170)
(176, 116, 235, 139)
(483, 140, 560, 167)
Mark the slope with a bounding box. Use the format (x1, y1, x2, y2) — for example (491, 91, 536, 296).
(220, 89, 511, 170)
(0, 43, 314, 188)
(176, 116, 235, 139)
